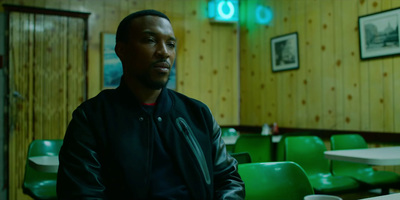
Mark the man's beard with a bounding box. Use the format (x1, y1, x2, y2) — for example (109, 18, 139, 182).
(138, 74, 169, 90)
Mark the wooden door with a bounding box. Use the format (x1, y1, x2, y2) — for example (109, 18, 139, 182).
(4, 5, 89, 199)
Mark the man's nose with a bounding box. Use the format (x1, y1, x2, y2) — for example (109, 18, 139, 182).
(155, 43, 170, 58)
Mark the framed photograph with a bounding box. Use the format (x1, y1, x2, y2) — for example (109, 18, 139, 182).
(166, 60, 177, 90)
(100, 33, 177, 90)
(359, 8, 400, 60)
(101, 33, 123, 89)
(271, 32, 299, 72)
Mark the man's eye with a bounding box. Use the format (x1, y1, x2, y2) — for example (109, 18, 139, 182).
(167, 43, 176, 48)
(143, 37, 156, 43)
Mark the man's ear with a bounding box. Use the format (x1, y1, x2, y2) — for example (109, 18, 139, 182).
(115, 42, 125, 61)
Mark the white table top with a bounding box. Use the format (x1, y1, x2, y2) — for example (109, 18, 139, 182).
(221, 135, 282, 145)
(28, 155, 59, 173)
(222, 136, 239, 145)
(324, 146, 400, 166)
(360, 193, 400, 200)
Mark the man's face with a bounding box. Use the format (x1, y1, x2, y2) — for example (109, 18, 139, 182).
(117, 15, 176, 90)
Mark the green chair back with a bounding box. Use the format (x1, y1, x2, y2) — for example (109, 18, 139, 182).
(285, 136, 359, 193)
(234, 135, 272, 162)
(285, 136, 330, 175)
(330, 134, 370, 175)
(276, 131, 312, 161)
(238, 161, 314, 200)
(230, 152, 252, 164)
(23, 139, 63, 200)
(330, 134, 400, 191)
(221, 127, 238, 136)
(221, 127, 238, 153)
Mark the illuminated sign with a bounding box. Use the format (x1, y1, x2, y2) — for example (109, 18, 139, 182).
(256, 5, 273, 25)
(208, 0, 239, 23)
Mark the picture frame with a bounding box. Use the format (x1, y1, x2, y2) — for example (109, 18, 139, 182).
(270, 32, 299, 72)
(359, 8, 400, 60)
(100, 33, 177, 90)
(101, 33, 123, 89)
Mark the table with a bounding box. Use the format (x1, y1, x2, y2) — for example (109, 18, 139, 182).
(360, 193, 400, 200)
(221, 135, 282, 145)
(222, 136, 239, 145)
(324, 146, 400, 166)
(28, 155, 59, 173)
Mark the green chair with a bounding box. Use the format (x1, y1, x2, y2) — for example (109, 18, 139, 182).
(221, 127, 238, 153)
(285, 136, 360, 194)
(276, 131, 312, 161)
(238, 161, 314, 200)
(23, 139, 63, 200)
(229, 152, 252, 164)
(221, 127, 238, 137)
(330, 134, 400, 194)
(233, 134, 272, 162)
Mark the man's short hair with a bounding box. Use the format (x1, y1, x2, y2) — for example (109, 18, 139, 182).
(116, 9, 170, 43)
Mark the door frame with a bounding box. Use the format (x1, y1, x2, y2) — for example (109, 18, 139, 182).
(2, 4, 90, 199)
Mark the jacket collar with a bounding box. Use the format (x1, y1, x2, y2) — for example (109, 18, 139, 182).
(116, 79, 172, 116)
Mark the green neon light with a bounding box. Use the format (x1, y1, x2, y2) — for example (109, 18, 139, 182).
(217, 1, 235, 19)
(256, 5, 273, 25)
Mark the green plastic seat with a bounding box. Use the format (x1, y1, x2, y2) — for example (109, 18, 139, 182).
(233, 135, 272, 162)
(330, 134, 400, 193)
(276, 131, 312, 161)
(229, 152, 252, 164)
(221, 127, 238, 136)
(285, 136, 360, 194)
(238, 161, 314, 200)
(221, 127, 238, 153)
(23, 139, 63, 200)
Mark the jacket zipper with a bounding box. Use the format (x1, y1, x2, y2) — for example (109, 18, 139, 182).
(176, 117, 211, 185)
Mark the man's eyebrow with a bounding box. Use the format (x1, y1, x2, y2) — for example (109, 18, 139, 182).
(143, 30, 176, 41)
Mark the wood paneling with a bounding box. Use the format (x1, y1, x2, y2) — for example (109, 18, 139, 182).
(2, 0, 399, 132)
(4, 5, 88, 200)
(240, 0, 400, 134)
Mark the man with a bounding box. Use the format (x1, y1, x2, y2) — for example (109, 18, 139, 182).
(57, 9, 245, 199)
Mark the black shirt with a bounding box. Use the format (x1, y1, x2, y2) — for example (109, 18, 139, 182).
(142, 104, 190, 199)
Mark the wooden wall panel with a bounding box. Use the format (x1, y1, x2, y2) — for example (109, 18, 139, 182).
(295, 0, 307, 128)
(240, 0, 400, 135)
(381, 0, 395, 132)
(305, 0, 323, 128)
(359, 0, 371, 131)
(342, 0, 361, 130)
(368, 0, 385, 131)
(321, 0, 335, 129)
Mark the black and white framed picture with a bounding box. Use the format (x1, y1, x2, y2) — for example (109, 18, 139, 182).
(359, 8, 400, 60)
(271, 32, 299, 72)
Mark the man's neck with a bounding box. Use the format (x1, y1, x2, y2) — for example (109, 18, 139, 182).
(123, 78, 162, 104)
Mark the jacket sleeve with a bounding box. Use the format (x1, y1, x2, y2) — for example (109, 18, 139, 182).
(57, 107, 106, 200)
(211, 116, 245, 199)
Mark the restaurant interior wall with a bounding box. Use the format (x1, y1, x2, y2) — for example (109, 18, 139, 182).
(240, 0, 400, 134)
(1, 0, 400, 199)
(238, 0, 400, 182)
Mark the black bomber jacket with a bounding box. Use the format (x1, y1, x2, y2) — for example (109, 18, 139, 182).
(56, 82, 245, 199)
